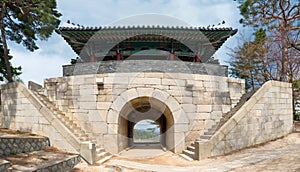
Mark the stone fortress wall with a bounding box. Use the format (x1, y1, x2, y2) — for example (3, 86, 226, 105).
(196, 81, 293, 159)
(1, 72, 244, 154)
(0, 71, 293, 162)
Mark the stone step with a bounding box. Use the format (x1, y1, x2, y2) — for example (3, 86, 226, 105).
(97, 155, 113, 164)
(187, 146, 195, 151)
(183, 149, 195, 159)
(204, 130, 216, 135)
(97, 152, 110, 160)
(68, 125, 80, 131)
(96, 148, 105, 154)
(204, 89, 258, 139)
(196, 138, 208, 142)
(35, 90, 99, 154)
(200, 135, 212, 140)
(178, 153, 194, 161)
(78, 137, 89, 141)
(74, 133, 87, 138)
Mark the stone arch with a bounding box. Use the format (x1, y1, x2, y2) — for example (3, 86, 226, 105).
(105, 88, 189, 154)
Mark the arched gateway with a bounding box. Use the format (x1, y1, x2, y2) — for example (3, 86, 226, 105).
(106, 88, 189, 154)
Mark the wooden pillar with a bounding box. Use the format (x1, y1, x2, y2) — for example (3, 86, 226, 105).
(194, 54, 201, 63)
(116, 50, 122, 61)
(90, 53, 96, 62)
(169, 50, 175, 60)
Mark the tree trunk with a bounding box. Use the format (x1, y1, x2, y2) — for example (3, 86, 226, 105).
(0, 3, 13, 82)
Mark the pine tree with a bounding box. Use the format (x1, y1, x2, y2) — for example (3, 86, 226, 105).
(229, 29, 268, 91)
(0, 42, 21, 82)
(235, 0, 300, 81)
(0, 0, 61, 82)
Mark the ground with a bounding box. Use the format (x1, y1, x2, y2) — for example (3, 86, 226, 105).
(72, 122, 300, 172)
(0, 128, 78, 170)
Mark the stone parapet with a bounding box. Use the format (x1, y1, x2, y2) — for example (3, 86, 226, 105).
(63, 60, 228, 76)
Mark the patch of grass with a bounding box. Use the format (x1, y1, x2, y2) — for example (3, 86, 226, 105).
(21, 150, 27, 153)
(40, 157, 49, 161)
(10, 151, 17, 155)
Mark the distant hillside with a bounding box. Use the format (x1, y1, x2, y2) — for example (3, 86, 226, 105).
(133, 129, 159, 142)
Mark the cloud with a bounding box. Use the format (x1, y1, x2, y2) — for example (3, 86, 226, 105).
(9, 36, 71, 85)
(8, 0, 242, 85)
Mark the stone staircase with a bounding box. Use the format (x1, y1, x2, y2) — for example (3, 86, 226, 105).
(33, 91, 112, 164)
(180, 89, 258, 160)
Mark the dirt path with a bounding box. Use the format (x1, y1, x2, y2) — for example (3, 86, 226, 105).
(73, 122, 300, 171)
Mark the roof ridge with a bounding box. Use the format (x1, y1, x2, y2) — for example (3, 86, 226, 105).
(58, 25, 234, 31)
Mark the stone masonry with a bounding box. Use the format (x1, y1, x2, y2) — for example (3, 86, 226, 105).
(1, 73, 244, 155)
(0, 137, 49, 156)
(43, 72, 243, 153)
(195, 80, 293, 160)
(0, 72, 293, 161)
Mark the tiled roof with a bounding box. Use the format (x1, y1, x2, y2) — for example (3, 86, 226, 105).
(56, 25, 237, 62)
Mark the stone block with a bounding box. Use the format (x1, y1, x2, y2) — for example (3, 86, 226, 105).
(151, 89, 170, 102)
(187, 113, 210, 120)
(219, 119, 238, 135)
(189, 120, 205, 130)
(140, 78, 162, 85)
(144, 72, 164, 78)
(28, 95, 43, 111)
(80, 142, 96, 164)
(193, 80, 204, 88)
(173, 132, 186, 153)
(182, 104, 196, 113)
(163, 73, 178, 79)
(107, 124, 118, 134)
(80, 102, 97, 110)
(97, 102, 111, 110)
(104, 77, 128, 84)
(111, 88, 127, 96)
(222, 105, 231, 113)
(244, 97, 258, 112)
(162, 79, 185, 86)
(197, 105, 212, 113)
(174, 124, 189, 132)
(185, 79, 194, 87)
(107, 110, 119, 124)
(111, 96, 126, 112)
(91, 122, 107, 133)
(205, 119, 215, 129)
(78, 95, 97, 102)
(203, 81, 219, 88)
(88, 110, 105, 122)
(103, 134, 118, 154)
(120, 89, 138, 102)
(195, 141, 212, 160)
(173, 109, 189, 124)
(165, 96, 181, 112)
(210, 130, 225, 146)
(174, 96, 193, 104)
(136, 87, 155, 97)
(79, 87, 97, 96)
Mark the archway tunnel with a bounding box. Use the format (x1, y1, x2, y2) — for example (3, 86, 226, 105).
(118, 96, 174, 152)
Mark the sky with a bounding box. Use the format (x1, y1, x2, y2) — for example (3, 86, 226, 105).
(9, 0, 244, 85)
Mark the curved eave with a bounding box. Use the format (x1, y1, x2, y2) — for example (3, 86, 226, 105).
(56, 26, 238, 57)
